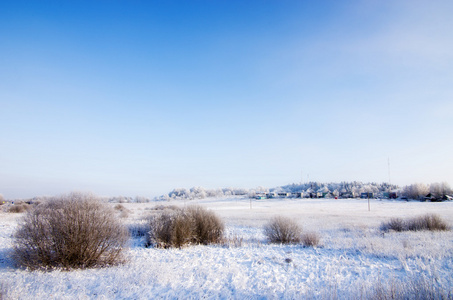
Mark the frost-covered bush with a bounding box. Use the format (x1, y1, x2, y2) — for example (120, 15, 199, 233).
(301, 232, 321, 247)
(8, 204, 29, 213)
(114, 204, 126, 211)
(114, 204, 130, 218)
(13, 192, 129, 270)
(186, 205, 224, 245)
(406, 214, 449, 231)
(146, 205, 224, 248)
(264, 216, 302, 244)
(150, 204, 180, 211)
(146, 208, 192, 248)
(380, 214, 449, 232)
(380, 217, 405, 232)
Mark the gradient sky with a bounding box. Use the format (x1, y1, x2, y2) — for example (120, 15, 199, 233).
(1, 0, 452, 199)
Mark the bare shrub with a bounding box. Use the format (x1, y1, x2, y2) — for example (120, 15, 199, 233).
(114, 204, 126, 211)
(171, 211, 195, 248)
(13, 192, 129, 270)
(8, 204, 29, 213)
(146, 206, 224, 248)
(146, 212, 174, 248)
(146, 209, 194, 248)
(114, 204, 131, 218)
(381, 214, 449, 232)
(380, 217, 405, 232)
(301, 232, 320, 247)
(186, 205, 224, 245)
(406, 214, 449, 232)
(150, 204, 180, 211)
(264, 216, 302, 244)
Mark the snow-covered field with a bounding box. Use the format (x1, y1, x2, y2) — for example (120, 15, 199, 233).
(1, 197, 453, 299)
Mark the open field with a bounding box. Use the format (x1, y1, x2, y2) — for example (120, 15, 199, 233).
(1, 197, 453, 299)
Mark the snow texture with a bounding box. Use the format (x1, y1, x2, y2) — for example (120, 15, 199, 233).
(1, 198, 453, 299)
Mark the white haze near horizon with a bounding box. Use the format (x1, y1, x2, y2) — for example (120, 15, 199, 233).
(1, 0, 452, 199)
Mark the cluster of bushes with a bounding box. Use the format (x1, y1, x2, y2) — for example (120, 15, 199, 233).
(10, 192, 450, 274)
(263, 216, 320, 247)
(11, 197, 226, 270)
(380, 214, 450, 232)
(146, 205, 224, 248)
(163, 186, 249, 200)
(264, 213, 451, 247)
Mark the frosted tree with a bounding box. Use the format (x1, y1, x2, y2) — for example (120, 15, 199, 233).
(169, 188, 190, 199)
(190, 186, 207, 199)
(429, 182, 452, 199)
(403, 183, 429, 199)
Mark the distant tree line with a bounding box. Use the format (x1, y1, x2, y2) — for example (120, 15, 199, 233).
(402, 182, 452, 201)
(159, 181, 452, 201)
(159, 187, 249, 201)
(2, 181, 451, 203)
(263, 181, 392, 198)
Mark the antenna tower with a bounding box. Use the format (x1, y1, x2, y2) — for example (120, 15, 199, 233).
(388, 157, 391, 186)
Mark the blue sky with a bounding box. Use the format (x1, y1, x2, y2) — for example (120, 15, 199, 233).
(1, 0, 452, 199)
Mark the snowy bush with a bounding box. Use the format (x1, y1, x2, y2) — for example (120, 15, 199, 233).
(381, 214, 449, 232)
(114, 204, 126, 211)
(380, 217, 405, 232)
(13, 192, 129, 270)
(150, 204, 180, 211)
(8, 203, 30, 213)
(146, 206, 224, 248)
(147, 211, 177, 248)
(406, 214, 449, 231)
(186, 206, 224, 245)
(301, 232, 321, 247)
(114, 204, 131, 218)
(264, 216, 302, 244)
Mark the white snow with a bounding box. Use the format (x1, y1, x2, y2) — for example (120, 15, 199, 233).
(1, 197, 453, 299)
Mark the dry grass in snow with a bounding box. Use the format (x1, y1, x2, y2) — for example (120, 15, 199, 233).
(1, 197, 453, 299)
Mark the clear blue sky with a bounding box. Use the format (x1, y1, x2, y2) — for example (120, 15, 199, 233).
(1, 0, 452, 199)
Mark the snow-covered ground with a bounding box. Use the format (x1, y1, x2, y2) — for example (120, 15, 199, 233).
(1, 197, 453, 299)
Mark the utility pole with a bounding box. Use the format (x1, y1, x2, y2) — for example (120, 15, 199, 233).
(368, 193, 371, 211)
(388, 157, 392, 199)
